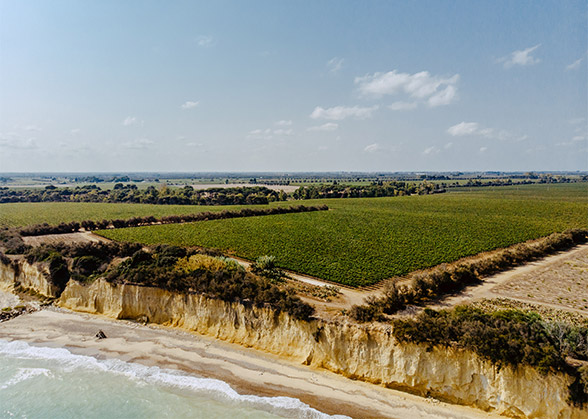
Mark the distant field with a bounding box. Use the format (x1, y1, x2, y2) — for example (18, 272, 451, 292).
(97, 183, 588, 287)
(0, 202, 294, 227)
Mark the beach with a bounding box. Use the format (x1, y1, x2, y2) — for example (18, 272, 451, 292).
(0, 306, 501, 419)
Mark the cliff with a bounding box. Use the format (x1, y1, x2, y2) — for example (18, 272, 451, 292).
(0, 259, 59, 298)
(1, 260, 585, 418)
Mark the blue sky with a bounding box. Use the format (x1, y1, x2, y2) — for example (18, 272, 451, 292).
(0, 0, 586, 172)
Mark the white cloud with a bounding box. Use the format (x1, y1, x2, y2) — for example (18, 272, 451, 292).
(566, 58, 583, 71)
(444, 142, 453, 149)
(423, 146, 439, 155)
(364, 143, 381, 153)
(70, 128, 81, 135)
(479, 146, 488, 153)
(355, 70, 459, 107)
(275, 120, 292, 126)
(186, 142, 204, 147)
(447, 122, 480, 136)
(122, 116, 141, 126)
(500, 44, 541, 68)
(247, 126, 293, 140)
(307, 123, 339, 132)
(0, 137, 39, 150)
(181, 101, 199, 109)
(310, 105, 378, 120)
(388, 101, 418, 111)
(327, 57, 344, 73)
(196, 35, 214, 48)
(24, 125, 41, 132)
(428, 85, 457, 107)
(447, 121, 526, 143)
(123, 138, 154, 149)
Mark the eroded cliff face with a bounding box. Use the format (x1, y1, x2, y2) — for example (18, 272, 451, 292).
(0, 260, 59, 298)
(57, 278, 586, 419)
(0, 262, 17, 293)
(1, 260, 584, 418)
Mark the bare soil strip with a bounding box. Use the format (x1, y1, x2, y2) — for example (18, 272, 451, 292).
(22, 231, 111, 246)
(432, 244, 588, 314)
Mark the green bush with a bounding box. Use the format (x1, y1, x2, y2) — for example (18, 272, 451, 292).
(250, 255, 286, 283)
(393, 306, 565, 371)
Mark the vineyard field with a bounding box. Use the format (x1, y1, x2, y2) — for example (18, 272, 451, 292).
(97, 183, 588, 286)
(0, 202, 293, 228)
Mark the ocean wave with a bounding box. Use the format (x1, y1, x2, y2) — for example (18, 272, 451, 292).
(0, 339, 348, 419)
(1, 367, 53, 389)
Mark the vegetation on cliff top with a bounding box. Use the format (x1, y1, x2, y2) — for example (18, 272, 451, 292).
(16, 242, 314, 321)
(392, 305, 588, 404)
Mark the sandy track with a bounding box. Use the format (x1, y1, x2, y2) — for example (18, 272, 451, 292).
(432, 244, 588, 314)
(22, 231, 111, 246)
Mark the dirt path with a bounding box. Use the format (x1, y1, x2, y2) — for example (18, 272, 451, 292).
(432, 244, 588, 314)
(22, 231, 111, 246)
(227, 255, 374, 312)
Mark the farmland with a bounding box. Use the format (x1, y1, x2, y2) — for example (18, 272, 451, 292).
(0, 201, 293, 228)
(97, 184, 588, 287)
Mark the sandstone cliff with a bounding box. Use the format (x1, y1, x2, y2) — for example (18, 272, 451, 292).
(0, 259, 59, 298)
(1, 260, 585, 418)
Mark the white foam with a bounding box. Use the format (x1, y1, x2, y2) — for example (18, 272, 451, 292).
(0, 340, 348, 418)
(1, 367, 53, 389)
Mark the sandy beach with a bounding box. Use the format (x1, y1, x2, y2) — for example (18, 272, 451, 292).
(0, 307, 501, 419)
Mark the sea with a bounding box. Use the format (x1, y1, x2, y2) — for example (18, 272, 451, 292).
(0, 339, 345, 419)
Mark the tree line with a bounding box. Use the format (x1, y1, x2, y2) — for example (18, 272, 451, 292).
(291, 181, 445, 200)
(0, 184, 287, 205)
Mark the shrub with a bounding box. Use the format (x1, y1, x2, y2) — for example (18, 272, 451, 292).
(392, 306, 565, 372)
(349, 299, 383, 322)
(250, 255, 286, 283)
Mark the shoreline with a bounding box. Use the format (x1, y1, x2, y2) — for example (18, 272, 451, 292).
(0, 307, 500, 419)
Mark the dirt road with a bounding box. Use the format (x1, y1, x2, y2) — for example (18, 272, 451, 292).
(432, 244, 588, 314)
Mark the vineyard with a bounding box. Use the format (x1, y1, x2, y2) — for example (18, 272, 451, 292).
(97, 184, 588, 286)
(0, 201, 293, 227)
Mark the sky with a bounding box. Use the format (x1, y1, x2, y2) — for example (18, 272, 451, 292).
(0, 0, 586, 173)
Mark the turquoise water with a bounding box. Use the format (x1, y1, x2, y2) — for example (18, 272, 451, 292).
(0, 339, 343, 419)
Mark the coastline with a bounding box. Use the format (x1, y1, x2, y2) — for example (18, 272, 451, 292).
(0, 308, 501, 419)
